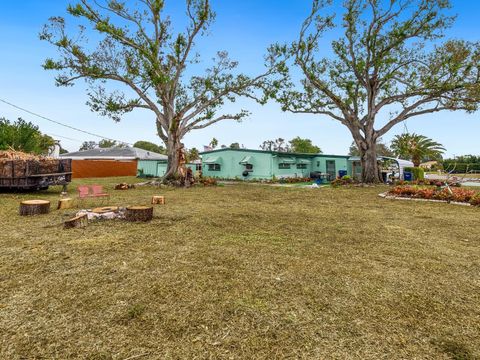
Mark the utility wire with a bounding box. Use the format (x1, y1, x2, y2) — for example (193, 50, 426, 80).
(45, 132, 84, 143)
(0, 98, 133, 145)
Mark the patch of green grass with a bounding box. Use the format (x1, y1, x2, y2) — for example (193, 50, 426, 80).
(0, 176, 479, 359)
(125, 304, 146, 320)
(433, 338, 475, 360)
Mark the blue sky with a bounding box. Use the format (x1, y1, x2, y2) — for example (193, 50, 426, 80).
(0, 0, 479, 156)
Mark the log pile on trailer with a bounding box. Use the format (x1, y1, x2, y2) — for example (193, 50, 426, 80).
(0, 150, 72, 190)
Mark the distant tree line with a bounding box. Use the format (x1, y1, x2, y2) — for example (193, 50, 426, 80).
(443, 155, 480, 173)
(259, 137, 322, 153)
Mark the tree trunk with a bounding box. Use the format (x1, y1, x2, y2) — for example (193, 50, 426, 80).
(359, 139, 382, 184)
(351, 129, 383, 184)
(412, 156, 421, 167)
(163, 133, 182, 181)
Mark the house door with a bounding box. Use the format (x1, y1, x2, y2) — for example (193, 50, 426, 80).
(352, 161, 362, 181)
(326, 160, 336, 180)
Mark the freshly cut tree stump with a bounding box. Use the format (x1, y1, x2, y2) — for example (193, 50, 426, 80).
(19, 200, 50, 216)
(125, 206, 153, 222)
(92, 206, 119, 214)
(64, 213, 88, 229)
(57, 198, 73, 210)
(151, 195, 165, 205)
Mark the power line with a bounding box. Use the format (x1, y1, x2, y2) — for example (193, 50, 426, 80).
(0, 98, 133, 145)
(45, 132, 83, 143)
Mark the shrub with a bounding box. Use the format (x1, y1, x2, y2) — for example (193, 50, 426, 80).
(331, 176, 357, 187)
(404, 167, 425, 180)
(470, 194, 480, 207)
(199, 177, 218, 186)
(388, 185, 479, 205)
(442, 162, 480, 173)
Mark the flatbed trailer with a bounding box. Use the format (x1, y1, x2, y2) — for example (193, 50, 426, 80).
(0, 158, 72, 191)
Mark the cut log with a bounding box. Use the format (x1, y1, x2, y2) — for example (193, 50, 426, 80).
(57, 198, 73, 210)
(64, 213, 88, 229)
(125, 206, 153, 222)
(19, 200, 50, 216)
(151, 195, 165, 205)
(115, 183, 134, 190)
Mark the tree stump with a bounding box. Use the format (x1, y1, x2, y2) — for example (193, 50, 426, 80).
(92, 206, 119, 214)
(151, 195, 165, 205)
(19, 200, 50, 216)
(64, 213, 88, 229)
(125, 206, 153, 222)
(57, 198, 73, 210)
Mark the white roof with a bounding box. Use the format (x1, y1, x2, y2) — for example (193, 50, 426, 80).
(60, 146, 167, 161)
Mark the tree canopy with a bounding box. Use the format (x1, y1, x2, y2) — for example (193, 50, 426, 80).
(0, 117, 55, 154)
(266, 0, 480, 182)
(259, 137, 321, 153)
(79, 141, 96, 151)
(349, 138, 393, 157)
(187, 147, 200, 161)
(133, 140, 166, 154)
(391, 133, 445, 167)
(289, 136, 321, 153)
(260, 138, 290, 152)
(41, 0, 271, 181)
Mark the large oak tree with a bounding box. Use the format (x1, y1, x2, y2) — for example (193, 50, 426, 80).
(41, 0, 270, 180)
(267, 0, 480, 182)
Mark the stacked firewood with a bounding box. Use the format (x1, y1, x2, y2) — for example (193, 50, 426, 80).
(0, 149, 51, 161)
(0, 149, 70, 178)
(114, 183, 136, 190)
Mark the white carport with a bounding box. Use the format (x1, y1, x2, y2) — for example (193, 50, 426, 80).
(348, 156, 414, 181)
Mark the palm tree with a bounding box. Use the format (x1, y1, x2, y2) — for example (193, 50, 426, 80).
(391, 133, 446, 167)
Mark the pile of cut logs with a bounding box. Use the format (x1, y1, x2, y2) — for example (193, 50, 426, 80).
(114, 183, 136, 190)
(18, 192, 165, 229)
(0, 149, 51, 161)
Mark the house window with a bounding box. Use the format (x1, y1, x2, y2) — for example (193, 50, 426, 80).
(195, 164, 202, 171)
(208, 163, 221, 171)
(317, 161, 320, 167)
(279, 163, 291, 169)
(296, 164, 307, 169)
(245, 164, 253, 171)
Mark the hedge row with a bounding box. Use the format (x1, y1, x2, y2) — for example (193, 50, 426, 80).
(442, 162, 480, 173)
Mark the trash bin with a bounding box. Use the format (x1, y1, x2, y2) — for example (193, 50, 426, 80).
(404, 172, 413, 181)
(381, 172, 388, 183)
(315, 178, 323, 185)
(338, 170, 347, 178)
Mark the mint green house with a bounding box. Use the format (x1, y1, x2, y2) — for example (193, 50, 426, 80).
(137, 159, 168, 177)
(137, 159, 202, 177)
(200, 148, 350, 181)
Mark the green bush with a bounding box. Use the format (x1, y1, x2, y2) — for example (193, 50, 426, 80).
(404, 167, 425, 180)
(442, 162, 480, 173)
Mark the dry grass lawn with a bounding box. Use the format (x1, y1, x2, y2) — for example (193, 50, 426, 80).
(0, 177, 479, 359)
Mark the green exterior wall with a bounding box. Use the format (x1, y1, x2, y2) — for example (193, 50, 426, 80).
(139, 150, 352, 180)
(137, 160, 167, 177)
(137, 160, 198, 177)
(201, 149, 351, 181)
